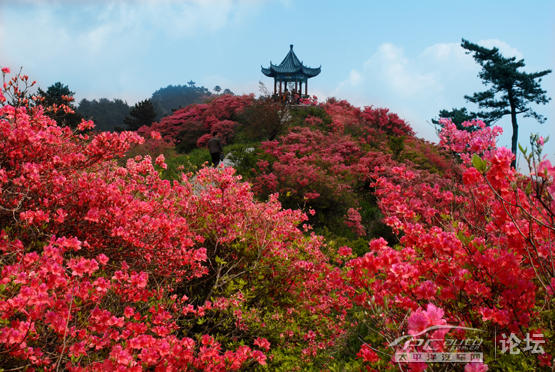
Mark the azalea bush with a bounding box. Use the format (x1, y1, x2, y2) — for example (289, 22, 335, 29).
(137, 94, 254, 153)
(247, 99, 450, 242)
(234, 96, 289, 142)
(344, 119, 554, 371)
(0, 69, 349, 370)
(2, 67, 553, 371)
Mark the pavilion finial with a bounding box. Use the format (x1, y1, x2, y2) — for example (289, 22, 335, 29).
(290, 44, 293, 50)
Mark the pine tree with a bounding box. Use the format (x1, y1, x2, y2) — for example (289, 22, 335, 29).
(432, 107, 482, 132)
(124, 99, 157, 131)
(38, 82, 82, 128)
(461, 38, 551, 165)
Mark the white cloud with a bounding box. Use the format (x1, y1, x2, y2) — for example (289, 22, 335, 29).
(335, 42, 448, 109)
(348, 69, 362, 86)
(0, 0, 265, 102)
(364, 43, 441, 97)
(1, 0, 264, 58)
(421, 42, 470, 64)
(333, 41, 521, 140)
(477, 39, 523, 59)
(335, 43, 444, 104)
(331, 39, 555, 162)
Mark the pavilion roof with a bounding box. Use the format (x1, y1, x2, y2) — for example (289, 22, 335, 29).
(261, 45, 321, 79)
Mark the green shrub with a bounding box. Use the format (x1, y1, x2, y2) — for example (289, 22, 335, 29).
(235, 98, 288, 142)
(161, 148, 211, 180)
(224, 142, 272, 181)
(289, 105, 332, 130)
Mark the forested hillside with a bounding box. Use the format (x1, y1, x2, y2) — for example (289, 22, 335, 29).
(75, 83, 231, 132)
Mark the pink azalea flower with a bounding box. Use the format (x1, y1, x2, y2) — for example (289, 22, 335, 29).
(408, 310, 429, 335)
(155, 154, 167, 169)
(254, 337, 271, 351)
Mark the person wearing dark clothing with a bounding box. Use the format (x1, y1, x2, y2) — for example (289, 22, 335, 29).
(207, 134, 223, 166)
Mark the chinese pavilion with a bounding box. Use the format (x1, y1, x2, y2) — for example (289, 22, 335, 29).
(261, 44, 321, 96)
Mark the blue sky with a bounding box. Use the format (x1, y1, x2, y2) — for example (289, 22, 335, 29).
(1, 0, 554, 162)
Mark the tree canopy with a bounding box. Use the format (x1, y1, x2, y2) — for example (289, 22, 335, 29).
(37, 82, 82, 128)
(124, 99, 157, 131)
(150, 84, 211, 120)
(461, 38, 551, 163)
(78, 98, 130, 132)
(432, 107, 481, 132)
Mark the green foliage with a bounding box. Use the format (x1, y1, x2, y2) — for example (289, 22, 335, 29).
(462, 38, 552, 124)
(235, 98, 288, 142)
(484, 350, 544, 371)
(289, 105, 332, 130)
(472, 154, 487, 173)
(37, 82, 82, 128)
(223, 143, 270, 180)
(357, 194, 397, 246)
(400, 139, 453, 175)
(432, 106, 482, 131)
(387, 135, 405, 160)
(37, 82, 73, 105)
(78, 98, 130, 131)
(124, 99, 157, 131)
(461, 38, 552, 158)
(317, 226, 368, 258)
(150, 84, 212, 120)
(327, 309, 389, 371)
(161, 148, 211, 180)
(288, 182, 355, 232)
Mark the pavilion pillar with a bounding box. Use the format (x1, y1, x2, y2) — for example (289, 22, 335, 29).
(278, 80, 282, 95)
(274, 79, 277, 95)
(305, 80, 308, 96)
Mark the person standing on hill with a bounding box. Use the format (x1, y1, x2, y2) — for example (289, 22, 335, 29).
(207, 133, 223, 167)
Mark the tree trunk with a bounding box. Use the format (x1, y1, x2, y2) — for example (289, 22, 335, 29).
(508, 90, 518, 168)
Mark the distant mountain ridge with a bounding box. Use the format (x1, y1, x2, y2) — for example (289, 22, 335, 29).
(77, 82, 234, 131)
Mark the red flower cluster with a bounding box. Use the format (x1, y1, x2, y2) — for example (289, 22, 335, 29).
(348, 119, 553, 369)
(1, 69, 552, 370)
(138, 94, 254, 147)
(0, 71, 349, 370)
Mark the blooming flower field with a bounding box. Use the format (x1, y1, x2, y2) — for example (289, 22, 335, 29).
(1, 68, 553, 370)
